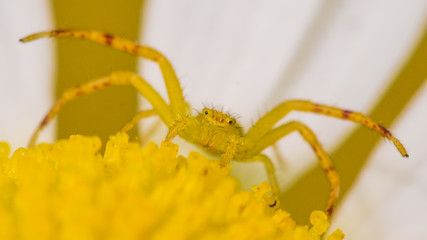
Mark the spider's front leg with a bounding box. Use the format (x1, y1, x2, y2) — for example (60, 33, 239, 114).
(21, 30, 189, 118)
(21, 30, 192, 145)
(220, 136, 241, 167)
(246, 100, 408, 157)
(27, 71, 172, 147)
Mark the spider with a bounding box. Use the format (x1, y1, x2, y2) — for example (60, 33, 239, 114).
(20, 30, 408, 217)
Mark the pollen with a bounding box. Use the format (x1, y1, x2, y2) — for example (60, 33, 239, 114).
(0, 134, 344, 239)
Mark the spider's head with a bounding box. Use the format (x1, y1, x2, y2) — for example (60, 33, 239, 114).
(200, 108, 237, 128)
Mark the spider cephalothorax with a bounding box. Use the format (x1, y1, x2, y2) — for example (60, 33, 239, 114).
(21, 30, 408, 217)
(191, 108, 243, 151)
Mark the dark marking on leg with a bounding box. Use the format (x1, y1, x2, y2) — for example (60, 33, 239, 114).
(102, 81, 112, 87)
(378, 124, 391, 137)
(311, 145, 318, 152)
(122, 45, 129, 52)
(75, 90, 84, 97)
(52, 29, 66, 35)
(40, 115, 49, 127)
(103, 33, 114, 45)
(324, 166, 335, 173)
(342, 110, 352, 119)
(326, 205, 334, 217)
(314, 103, 322, 113)
(131, 45, 140, 54)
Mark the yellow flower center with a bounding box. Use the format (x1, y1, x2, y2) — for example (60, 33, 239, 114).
(0, 133, 344, 239)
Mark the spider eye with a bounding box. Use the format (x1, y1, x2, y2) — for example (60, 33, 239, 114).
(204, 110, 209, 115)
(228, 119, 235, 125)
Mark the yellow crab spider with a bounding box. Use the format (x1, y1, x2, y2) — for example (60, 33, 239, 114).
(20, 30, 408, 217)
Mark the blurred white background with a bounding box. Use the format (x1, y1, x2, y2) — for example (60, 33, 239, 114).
(0, 1, 54, 150)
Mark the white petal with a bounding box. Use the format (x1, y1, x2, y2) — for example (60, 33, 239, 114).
(332, 80, 427, 240)
(139, 0, 426, 190)
(0, 1, 54, 150)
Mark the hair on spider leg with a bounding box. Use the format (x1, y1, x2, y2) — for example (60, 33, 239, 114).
(247, 109, 264, 129)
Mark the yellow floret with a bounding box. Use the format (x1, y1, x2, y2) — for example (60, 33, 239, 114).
(310, 210, 329, 235)
(0, 134, 344, 240)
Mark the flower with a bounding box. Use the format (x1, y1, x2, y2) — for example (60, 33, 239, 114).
(0, 133, 344, 239)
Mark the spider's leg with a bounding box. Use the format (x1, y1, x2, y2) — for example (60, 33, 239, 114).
(220, 139, 239, 167)
(242, 154, 280, 198)
(245, 121, 339, 217)
(28, 71, 171, 147)
(120, 109, 166, 145)
(272, 144, 288, 169)
(20, 30, 189, 117)
(119, 109, 157, 133)
(140, 118, 165, 146)
(245, 100, 408, 157)
(244, 155, 280, 209)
